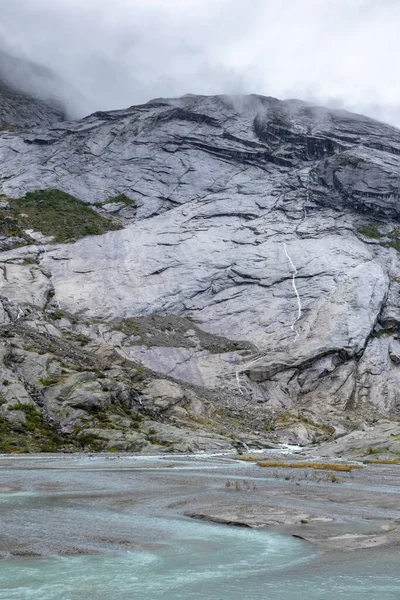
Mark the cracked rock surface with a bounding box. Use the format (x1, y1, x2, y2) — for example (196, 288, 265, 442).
(1, 92, 400, 452)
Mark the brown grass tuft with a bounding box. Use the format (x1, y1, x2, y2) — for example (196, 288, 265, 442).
(257, 461, 362, 472)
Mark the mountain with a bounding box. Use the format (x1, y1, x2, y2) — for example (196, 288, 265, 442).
(0, 89, 400, 453)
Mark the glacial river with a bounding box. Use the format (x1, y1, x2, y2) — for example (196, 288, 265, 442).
(0, 453, 399, 599)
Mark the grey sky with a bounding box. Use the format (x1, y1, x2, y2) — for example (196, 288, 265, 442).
(1, 0, 400, 126)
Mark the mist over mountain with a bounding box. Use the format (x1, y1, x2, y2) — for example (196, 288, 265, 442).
(2, 0, 400, 125)
(0, 49, 89, 119)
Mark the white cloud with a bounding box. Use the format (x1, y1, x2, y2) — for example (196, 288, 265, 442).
(1, 0, 400, 126)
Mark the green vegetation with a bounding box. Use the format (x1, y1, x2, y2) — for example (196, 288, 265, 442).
(387, 227, 400, 240)
(9, 402, 46, 433)
(0, 416, 25, 453)
(357, 224, 382, 239)
(0, 122, 16, 132)
(372, 327, 397, 338)
(38, 374, 64, 387)
(49, 311, 65, 321)
(379, 227, 400, 253)
(368, 445, 387, 455)
(0, 402, 65, 453)
(70, 333, 90, 347)
(382, 240, 400, 253)
(356, 223, 400, 254)
(337, 156, 365, 167)
(22, 257, 38, 265)
(94, 193, 136, 208)
(0, 189, 122, 244)
(74, 432, 103, 452)
(0, 210, 26, 239)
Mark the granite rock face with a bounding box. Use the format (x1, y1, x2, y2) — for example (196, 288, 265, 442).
(1, 92, 400, 450)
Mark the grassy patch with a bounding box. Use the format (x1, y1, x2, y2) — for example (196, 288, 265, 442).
(74, 432, 103, 451)
(1, 189, 122, 244)
(357, 224, 382, 239)
(387, 227, 400, 240)
(38, 375, 63, 387)
(367, 446, 387, 455)
(257, 461, 362, 472)
(0, 212, 27, 239)
(94, 193, 136, 208)
(378, 227, 400, 253)
(382, 240, 400, 253)
(1, 402, 65, 452)
(0, 122, 16, 132)
(372, 327, 397, 338)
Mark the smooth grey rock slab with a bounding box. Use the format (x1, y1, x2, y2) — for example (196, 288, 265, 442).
(2, 92, 400, 426)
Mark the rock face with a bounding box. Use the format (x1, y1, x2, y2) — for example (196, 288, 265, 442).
(1, 91, 400, 451)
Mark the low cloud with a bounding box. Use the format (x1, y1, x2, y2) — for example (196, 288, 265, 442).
(1, 0, 400, 126)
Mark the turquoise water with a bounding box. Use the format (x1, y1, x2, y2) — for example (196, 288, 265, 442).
(0, 454, 399, 599)
(0, 523, 312, 600)
(0, 524, 399, 600)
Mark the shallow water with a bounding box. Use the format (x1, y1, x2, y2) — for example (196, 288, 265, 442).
(0, 523, 314, 600)
(0, 454, 399, 599)
(1, 527, 399, 600)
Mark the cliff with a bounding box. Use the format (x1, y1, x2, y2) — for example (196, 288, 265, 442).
(1, 89, 400, 452)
